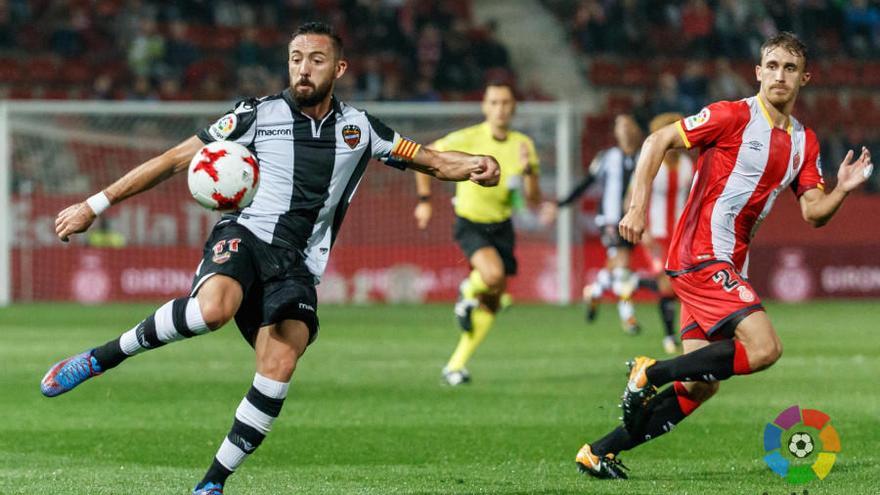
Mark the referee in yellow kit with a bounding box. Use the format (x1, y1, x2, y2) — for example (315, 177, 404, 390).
(414, 82, 542, 386)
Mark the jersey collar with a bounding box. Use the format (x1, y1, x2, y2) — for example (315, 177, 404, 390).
(756, 93, 793, 134)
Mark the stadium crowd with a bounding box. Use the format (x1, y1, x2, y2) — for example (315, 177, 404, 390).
(543, 0, 880, 192)
(0, 0, 513, 102)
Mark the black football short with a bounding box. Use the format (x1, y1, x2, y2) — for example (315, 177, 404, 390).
(600, 224, 635, 251)
(191, 220, 319, 346)
(453, 216, 517, 276)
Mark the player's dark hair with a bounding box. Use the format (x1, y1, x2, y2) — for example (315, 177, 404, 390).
(484, 80, 517, 99)
(760, 31, 808, 67)
(291, 22, 344, 60)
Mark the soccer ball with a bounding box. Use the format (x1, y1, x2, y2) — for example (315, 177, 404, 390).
(188, 141, 259, 211)
(788, 432, 814, 458)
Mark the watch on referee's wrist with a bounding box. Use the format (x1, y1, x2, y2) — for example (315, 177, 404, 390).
(418, 195, 431, 203)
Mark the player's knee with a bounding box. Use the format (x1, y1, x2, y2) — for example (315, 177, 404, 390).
(479, 269, 505, 292)
(749, 340, 783, 371)
(198, 299, 234, 330)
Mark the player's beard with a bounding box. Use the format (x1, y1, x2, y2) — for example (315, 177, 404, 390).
(292, 78, 332, 108)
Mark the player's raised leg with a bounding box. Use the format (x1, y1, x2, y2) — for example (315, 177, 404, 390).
(622, 310, 780, 432)
(40, 275, 241, 397)
(444, 246, 506, 384)
(577, 338, 719, 478)
(193, 319, 309, 494)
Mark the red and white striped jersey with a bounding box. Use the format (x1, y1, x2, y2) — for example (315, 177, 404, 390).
(648, 154, 693, 240)
(667, 96, 825, 275)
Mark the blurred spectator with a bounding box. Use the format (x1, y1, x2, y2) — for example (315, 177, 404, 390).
(90, 74, 116, 100)
(356, 55, 384, 101)
(708, 58, 752, 102)
(571, 1, 609, 54)
(678, 61, 708, 114)
(680, 0, 714, 57)
(127, 18, 165, 78)
(411, 75, 441, 102)
(609, 0, 648, 56)
(235, 27, 264, 68)
(650, 72, 687, 116)
(473, 20, 511, 70)
(164, 21, 200, 76)
(126, 75, 158, 101)
(843, 0, 880, 57)
(714, 0, 753, 58)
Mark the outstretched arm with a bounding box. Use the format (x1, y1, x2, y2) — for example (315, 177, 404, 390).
(407, 147, 500, 186)
(55, 135, 204, 241)
(618, 123, 687, 243)
(799, 147, 873, 227)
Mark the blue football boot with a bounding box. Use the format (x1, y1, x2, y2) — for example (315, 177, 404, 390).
(40, 350, 103, 397)
(192, 482, 224, 494)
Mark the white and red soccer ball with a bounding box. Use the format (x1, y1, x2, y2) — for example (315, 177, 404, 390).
(188, 141, 259, 211)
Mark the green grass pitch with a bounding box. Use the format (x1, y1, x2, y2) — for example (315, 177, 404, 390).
(1, 301, 878, 494)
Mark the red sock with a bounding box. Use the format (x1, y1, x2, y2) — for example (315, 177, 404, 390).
(732, 340, 752, 375)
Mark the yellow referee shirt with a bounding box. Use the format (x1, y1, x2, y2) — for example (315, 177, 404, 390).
(433, 122, 540, 224)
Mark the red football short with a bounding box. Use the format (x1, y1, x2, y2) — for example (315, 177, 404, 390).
(669, 261, 764, 341)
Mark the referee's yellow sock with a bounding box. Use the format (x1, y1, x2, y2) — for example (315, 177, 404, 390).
(461, 270, 490, 300)
(445, 307, 495, 371)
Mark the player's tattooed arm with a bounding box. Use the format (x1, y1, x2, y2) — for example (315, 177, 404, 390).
(55, 135, 203, 242)
(409, 147, 501, 187)
(799, 146, 873, 228)
(619, 123, 687, 243)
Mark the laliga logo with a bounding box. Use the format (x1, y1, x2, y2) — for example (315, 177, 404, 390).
(763, 405, 840, 484)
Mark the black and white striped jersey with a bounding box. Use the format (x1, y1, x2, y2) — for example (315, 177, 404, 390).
(592, 147, 638, 227)
(555, 146, 638, 228)
(197, 88, 411, 282)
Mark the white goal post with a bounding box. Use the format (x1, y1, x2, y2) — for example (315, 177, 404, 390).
(0, 100, 580, 306)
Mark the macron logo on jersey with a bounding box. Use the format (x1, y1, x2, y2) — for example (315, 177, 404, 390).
(684, 108, 711, 131)
(257, 126, 293, 138)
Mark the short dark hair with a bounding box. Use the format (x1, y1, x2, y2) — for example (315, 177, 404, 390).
(760, 31, 808, 66)
(291, 22, 344, 59)
(484, 80, 517, 99)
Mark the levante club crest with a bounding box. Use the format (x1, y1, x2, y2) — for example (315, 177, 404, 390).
(342, 125, 361, 149)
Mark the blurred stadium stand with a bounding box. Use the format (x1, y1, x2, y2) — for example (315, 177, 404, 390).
(0, 0, 516, 102)
(542, 0, 880, 193)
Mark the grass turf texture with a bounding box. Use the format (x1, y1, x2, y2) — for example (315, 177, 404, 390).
(1, 301, 878, 495)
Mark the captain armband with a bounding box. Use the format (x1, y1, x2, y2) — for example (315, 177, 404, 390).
(389, 137, 422, 163)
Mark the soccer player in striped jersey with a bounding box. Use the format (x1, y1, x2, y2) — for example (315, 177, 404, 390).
(413, 82, 542, 386)
(42, 22, 499, 495)
(639, 112, 694, 355)
(576, 32, 873, 479)
(543, 114, 643, 334)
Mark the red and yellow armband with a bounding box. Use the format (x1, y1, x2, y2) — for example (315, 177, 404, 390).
(390, 137, 422, 162)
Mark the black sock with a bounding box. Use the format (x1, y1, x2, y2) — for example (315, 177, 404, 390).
(659, 297, 676, 337)
(646, 340, 736, 387)
(91, 339, 127, 370)
(639, 278, 659, 292)
(591, 426, 635, 456)
(592, 385, 696, 455)
(199, 458, 233, 487)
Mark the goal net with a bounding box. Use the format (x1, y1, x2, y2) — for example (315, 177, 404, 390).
(0, 100, 580, 305)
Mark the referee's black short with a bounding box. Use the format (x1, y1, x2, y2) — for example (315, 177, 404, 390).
(453, 216, 517, 276)
(190, 220, 319, 347)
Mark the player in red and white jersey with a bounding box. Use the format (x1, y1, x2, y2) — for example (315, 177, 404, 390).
(640, 112, 694, 355)
(575, 32, 873, 480)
